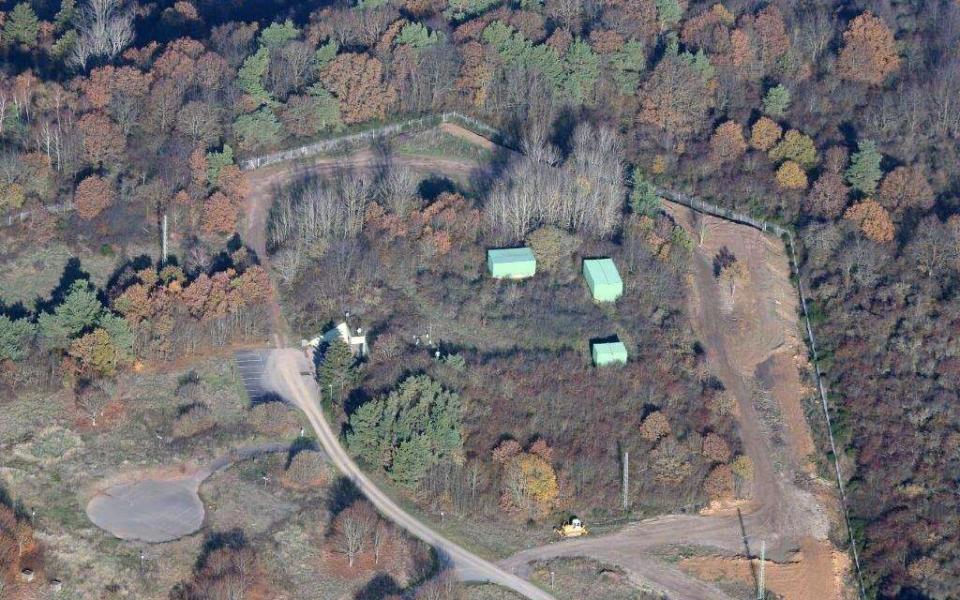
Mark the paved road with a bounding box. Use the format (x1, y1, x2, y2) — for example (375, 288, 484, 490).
(262, 348, 556, 600)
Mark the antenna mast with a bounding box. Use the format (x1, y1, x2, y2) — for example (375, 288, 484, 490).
(622, 450, 629, 511)
(757, 540, 765, 600)
(161, 213, 168, 266)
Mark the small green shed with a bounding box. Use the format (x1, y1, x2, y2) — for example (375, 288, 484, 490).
(487, 247, 536, 279)
(592, 340, 628, 366)
(583, 258, 623, 302)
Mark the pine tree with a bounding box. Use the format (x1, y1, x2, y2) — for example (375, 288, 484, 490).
(630, 168, 660, 216)
(0, 316, 35, 361)
(233, 108, 282, 150)
(38, 280, 104, 349)
(317, 338, 358, 406)
(206, 145, 235, 187)
(846, 140, 884, 195)
(4, 3, 40, 47)
(563, 39, 599, 103)
(345, 375, 463, 486)
(762, 84, 791, 117)
(611, 40, 645, 94)
(655, 0, 683, 28)
(237, 48, 272, 106)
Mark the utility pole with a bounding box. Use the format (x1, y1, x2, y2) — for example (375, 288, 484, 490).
(161, 213, 168, 266)
(622, 450, 629, 511)
(757, 539, 765, 600)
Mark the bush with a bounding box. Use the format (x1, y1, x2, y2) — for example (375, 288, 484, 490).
(172, 404, 215, 439)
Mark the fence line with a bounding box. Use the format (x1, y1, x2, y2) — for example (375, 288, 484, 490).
(239, 111, 510, 171)
(1, 201, 73, 229)
(657, 187, 867, 600)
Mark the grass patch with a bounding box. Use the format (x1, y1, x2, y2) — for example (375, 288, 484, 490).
(395, 128, 493, 162)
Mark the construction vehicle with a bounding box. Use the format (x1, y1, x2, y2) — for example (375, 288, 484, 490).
(554, 516, 588, 538)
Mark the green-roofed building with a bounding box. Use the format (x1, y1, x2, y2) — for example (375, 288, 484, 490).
(583, 258, 623, 302)
(592, 340, 628, 366)
(487, 247, 536, 279)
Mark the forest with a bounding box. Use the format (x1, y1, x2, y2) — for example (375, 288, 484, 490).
(0, 0, 958, 597)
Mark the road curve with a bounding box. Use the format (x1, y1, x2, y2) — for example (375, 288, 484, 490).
(263, 348, 556, 600)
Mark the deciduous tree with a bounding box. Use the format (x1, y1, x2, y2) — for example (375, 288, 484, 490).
(638, 54, 713, 139)
(709, 120, 746, 165)
(844, 199, 895, 243)
(320, 53, 397, 124)
(837, 12, 900, 86)
(877, 165, 934, 213)
(806, 172, 850, 219)
(749, 116, 781, 151)
(74, 175, 115, 220)
(776, 160, 808, 190)
(769, 129, 817, 170)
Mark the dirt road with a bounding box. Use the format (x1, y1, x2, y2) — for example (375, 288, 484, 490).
(501, 203, 846, 600)
(262, 348, 556, 600)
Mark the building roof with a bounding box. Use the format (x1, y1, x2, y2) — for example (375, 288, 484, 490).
(583, 258, 622, 287)
(592, 340, 628, 364)
(488, 247, 536, 263)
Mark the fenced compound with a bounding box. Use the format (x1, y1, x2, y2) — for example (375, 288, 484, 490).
(0, 111, 868, 595)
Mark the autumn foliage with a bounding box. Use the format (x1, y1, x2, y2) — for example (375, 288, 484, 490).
(749, 116, 782, 151)
(74, 175, 115, 220)
(844, 199, 895, 242)
(776, 160, 808, 190)
(837, 12, 901, 85)
(320, 53, 397, 124)
(709, 120, 746, 165)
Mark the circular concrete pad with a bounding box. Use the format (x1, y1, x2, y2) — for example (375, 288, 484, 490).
(86, 477, 204, 543)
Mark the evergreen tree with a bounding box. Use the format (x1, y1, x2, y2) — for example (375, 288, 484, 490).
(38, 280, 104, 349)
(630, 168, 660, 216)
(0, 316, 35, 361)
(237, 48, 273, 106)
(345, 375, 463, 487)
(233, 108, 282, 150)
(313, 41, 339, 74)
(392, 435, 432, 485)
(317, 338, 358, 406)
(206, 145, 235, 187)
(258, 19, 299, 49)
(307, 86, 343, 132)
(611, 40, 646, 94)
(762, 84, 791, 117)
(563, 39, 600, 104)
(97, 313, 135, 361)
(846, 140, 884, 195)
(4, 3, 40, 46)
(655, 0, 683, 28)
(397, 23, 442, 50)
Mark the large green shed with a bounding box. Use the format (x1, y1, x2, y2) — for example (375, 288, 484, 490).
(592, 340, 628, 366)
(583, 258, 623, 302)
(487, 247, 536, 279)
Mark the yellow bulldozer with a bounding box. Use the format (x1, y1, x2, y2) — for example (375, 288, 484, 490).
(554, 516, 588, 539)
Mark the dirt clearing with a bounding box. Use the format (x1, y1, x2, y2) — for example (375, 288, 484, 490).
(680, 537, 850, 600)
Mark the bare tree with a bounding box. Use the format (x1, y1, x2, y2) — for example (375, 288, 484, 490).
(378, 163, 420, 217)
(70, 0, 134, 70)
(331, 500, 377, 567)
